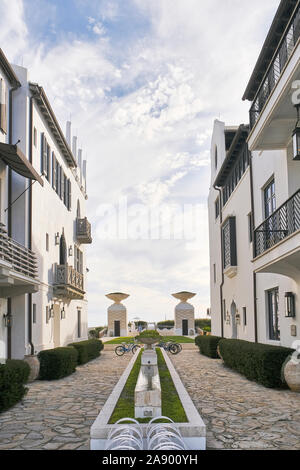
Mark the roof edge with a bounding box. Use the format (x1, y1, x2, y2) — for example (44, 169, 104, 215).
(29, 83, 77, 168)
(214, 124, 249, 188)
(0, 49, 21, 88)
(242, 0, 299, 101)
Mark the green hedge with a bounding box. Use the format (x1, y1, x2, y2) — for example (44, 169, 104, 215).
(195, 335, 222, 358)
(68, 339, 103, 365)
(0, 360, 30, 413)
(218, 339, 294, 388)
(38, 347, 78, 380)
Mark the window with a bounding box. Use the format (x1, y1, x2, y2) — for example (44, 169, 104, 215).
(46, 233, 49, 252)
(33, 127, 37, 147)
(46, 306, 49, 324)
(74, 246, 83, 273)
(223, 299, 226, 321)
(248, 213, 253, 243)
(215, 197, 220, 219)
(32, 304, 36, 324)
(77, 310, 81, 338)
(264, 178, 276, 249)
(0, 78, 7, 134)
(264, 178, 276, 218)
(243, 307, 247, 326)
(41, 133, 50, 180)
(222, 217, 237, 269)
(213, 264, 216, 283)
(222, 143, 250, 205)
(267, 288, 280, 341)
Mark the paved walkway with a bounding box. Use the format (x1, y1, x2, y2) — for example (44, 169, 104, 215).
(1, 348, 299, 450)
(0, 350, 131, 450)
(169, 350, 300, 450)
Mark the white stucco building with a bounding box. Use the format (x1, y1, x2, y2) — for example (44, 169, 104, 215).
(0, 49, 91, 361)
(208, 0, 300, 348)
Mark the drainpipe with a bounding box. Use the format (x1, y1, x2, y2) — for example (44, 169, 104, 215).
(213, 185, 224, 338)
(249, 152, 258, 343)
(27, 96, 34, 355)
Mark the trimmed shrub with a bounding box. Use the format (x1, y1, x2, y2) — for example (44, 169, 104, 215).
(68, 339, 103, 365)
(218, 339, 294, 389)
(38, 347, 78, 380)
(88, 327, 106, 339)
(0, 360, 30, 413)
(195, 318, 211, 330)
(195, 335, 222, 358)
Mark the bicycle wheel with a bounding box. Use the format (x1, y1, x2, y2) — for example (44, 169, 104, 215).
(115, 346, 125, 356)
(175, 343, 182, 352)
(132, 345, 140, 354)
(168, 343, 180, 355)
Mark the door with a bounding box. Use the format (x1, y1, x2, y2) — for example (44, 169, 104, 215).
(114, 321, 120, 337)
(231, 301, 237, 339)
(182, 319, 188, 336)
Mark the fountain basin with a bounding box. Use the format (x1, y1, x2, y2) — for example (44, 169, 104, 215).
(90, 349, 206, 450)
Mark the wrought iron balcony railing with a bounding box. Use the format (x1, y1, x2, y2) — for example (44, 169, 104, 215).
(76, 217, 92, 244)
(254, 189, 300, 257)
(249, 3, 300, 129)
(0, 223, 37, 279)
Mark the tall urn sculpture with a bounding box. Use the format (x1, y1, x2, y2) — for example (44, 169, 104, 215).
(172, 291, 196, 336)
(106, 293, 129, 337)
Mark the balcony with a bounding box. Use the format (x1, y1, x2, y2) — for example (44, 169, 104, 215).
(0, 223, 39, 297)
(253, 190, 300, 280)
(248, 3, 300, 151)
(250, 3, 300, 129)
(53, 264, 85, 299)
(76, 217, 92, 244)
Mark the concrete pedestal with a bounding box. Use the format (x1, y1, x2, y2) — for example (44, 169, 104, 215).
(135, 350, 161, 419)
(106, 293, 129, 337)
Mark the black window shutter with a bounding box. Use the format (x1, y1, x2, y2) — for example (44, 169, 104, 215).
(52, 153, 56, 190)
(41, 133, 44, 173)
(68, 179, 72, 210)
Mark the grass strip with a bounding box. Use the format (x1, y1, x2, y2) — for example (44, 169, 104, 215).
(105, 335, 194, 345)
(108, 348, 188, 424)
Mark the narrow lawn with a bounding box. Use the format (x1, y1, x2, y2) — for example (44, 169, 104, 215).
(108, 348, 187, 424)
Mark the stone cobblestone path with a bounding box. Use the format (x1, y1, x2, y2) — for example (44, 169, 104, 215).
(0, 350, 131, 450)
(1, 347, 299, 450)
(169, 349, 300, 450)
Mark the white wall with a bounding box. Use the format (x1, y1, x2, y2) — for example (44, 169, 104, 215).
(252, 148, 300, 347)
(7, 64, 90, 356)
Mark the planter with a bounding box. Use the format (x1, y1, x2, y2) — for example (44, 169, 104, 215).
(23, 355, 40, 382)
(138, 337, 158, 350)
(284, 357, 300, 392)
(216, 345, 223, 361)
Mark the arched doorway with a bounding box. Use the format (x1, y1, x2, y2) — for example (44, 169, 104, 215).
(231, 301, 237, 339)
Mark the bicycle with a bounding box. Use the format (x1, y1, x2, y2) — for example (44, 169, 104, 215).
(115, 342, 140, 356)
(155, 341, 181, 355)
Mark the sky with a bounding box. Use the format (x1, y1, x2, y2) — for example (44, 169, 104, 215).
(0, 0, 280, 326)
